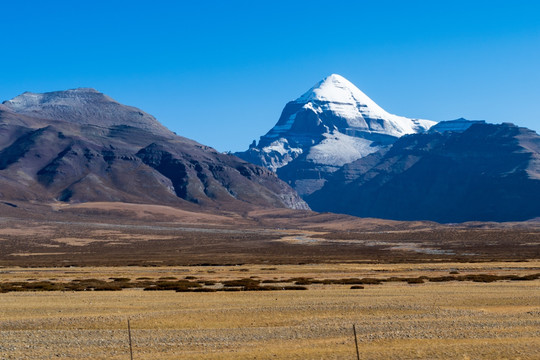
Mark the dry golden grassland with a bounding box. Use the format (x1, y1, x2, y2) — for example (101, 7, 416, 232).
(0, 262, 539, 359)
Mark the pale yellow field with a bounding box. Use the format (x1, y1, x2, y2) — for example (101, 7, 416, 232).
(0, 263, 539, 359)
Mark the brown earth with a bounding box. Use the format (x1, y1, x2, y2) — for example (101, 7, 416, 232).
(0, 201, 538, 267)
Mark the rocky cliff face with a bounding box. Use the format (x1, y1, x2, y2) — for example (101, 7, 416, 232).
(0, 88, 309, 211)
(307, 122, 540, 222)
(235, 74, 435, 195)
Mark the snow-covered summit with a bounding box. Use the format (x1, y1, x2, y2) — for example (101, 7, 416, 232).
(236, 74, 438, 196)
(297, 74, 383, 107)
(293, 74, 435, 137)
(3, 88, 172, 136)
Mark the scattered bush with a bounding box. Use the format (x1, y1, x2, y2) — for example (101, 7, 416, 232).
(146, 280, 202, 291)
(190, 288, 217, 292)
(219, 287, 242, 292)
(200, 280, 216, 286)
(222, 278, 261, 290)
(428, 276, 456, 282)
(282, 286, 308, 291)
(358, 278, 384, 285)
(1, 270, 538, 293)
(288, 277, 314, 285)
(511, 273, 540, 281)
(332, 278, 365, 285)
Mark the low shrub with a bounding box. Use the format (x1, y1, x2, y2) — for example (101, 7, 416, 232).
(282, 286, 308, 290)
(512, 273, 540, 281)
(200, 280, 216, 286)
(288, 277, 313, 285)
(428, 276, 456, 282)
(219, 287, 242, 292)
(358, 278, 384, 285)
(222, 278, 260, 288)
(145, 280, 201, 291)
(190, 288, 217, 292)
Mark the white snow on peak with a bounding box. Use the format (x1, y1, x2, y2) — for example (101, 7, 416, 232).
(297, 74, 385, 111)
(295, 74, 435, 136)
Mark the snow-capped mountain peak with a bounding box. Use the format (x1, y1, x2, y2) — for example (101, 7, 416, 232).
(296, 74, 386, 115)
(235, 74, 438, 196)
(294, 74, 434, 136)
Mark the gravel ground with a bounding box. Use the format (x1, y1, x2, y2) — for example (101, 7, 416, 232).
(0, 279, 539, 359)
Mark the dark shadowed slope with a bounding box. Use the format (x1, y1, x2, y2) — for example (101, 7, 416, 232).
(307, 122, 540, 222)
(0, 88, 308, 211)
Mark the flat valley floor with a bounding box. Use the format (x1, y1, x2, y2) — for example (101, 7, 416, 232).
(1, 263, 539, 359)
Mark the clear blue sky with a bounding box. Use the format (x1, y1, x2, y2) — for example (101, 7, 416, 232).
(1, 1, 539, 151)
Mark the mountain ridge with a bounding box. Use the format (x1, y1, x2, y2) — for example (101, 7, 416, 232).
(307, 122, 540, 222)
(0, 88, 309, 211)
(2, 88, 174, 137)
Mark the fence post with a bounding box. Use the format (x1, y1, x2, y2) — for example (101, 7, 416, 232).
(353, 324, 360, 360)
(128, 319, 134, 360)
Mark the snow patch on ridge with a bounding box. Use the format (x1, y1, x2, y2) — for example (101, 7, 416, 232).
(306, 132, 380, 166)
(267, 113, 297, 138)
(263, 138, 302, 157)
(258, 138, 303, 171)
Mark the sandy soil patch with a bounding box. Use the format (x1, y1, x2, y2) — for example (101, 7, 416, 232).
(0, 226, 54, 237)
(8, 252, 67, 256)
(65, 202, 243, 225)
